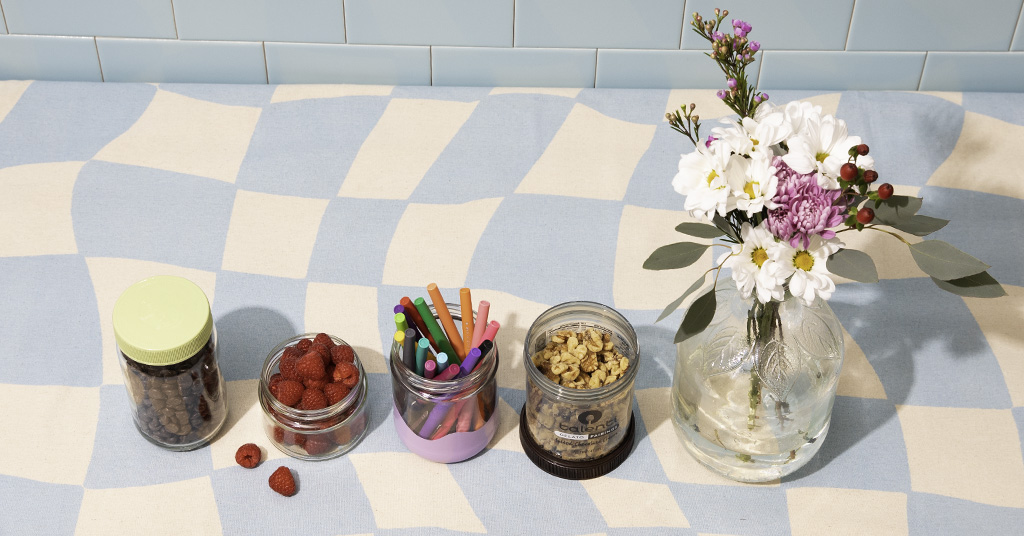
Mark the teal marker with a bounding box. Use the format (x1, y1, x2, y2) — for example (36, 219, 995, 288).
(413, 297, 459, 364)
(416, 337, 430, 376)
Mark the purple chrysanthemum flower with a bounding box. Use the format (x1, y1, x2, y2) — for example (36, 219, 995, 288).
(767, 158, 847, 248)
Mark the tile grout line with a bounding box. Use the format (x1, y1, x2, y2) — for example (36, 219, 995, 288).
(511, 0, 516, 47)
(917, 51, 927, 91)
(679, 0, 688, 49)
(429, 45, 433, 86)
(593, 48, 598, 88)
(0, 1, 9, 34)
(1011, 0, 1024, 50)
(342, 0, 349, 43)
(169, 0, 179, 39)
(844, 0, 857, 50)
(262, 41, 269, 84)
(757, 50, 765, 89)
(94, 37, 105, 82)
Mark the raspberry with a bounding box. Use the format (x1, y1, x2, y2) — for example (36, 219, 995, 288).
(281, 345, 302, 361)
(268, 373, 284, 390)
(332, 362, 358, 385)
(274, 427, 306, 448)
(309, 343, 331, 367)
(324, 382, 351, 405)
(313, 333, 336, 349)
(331, 344, 354, 365)
(304, 436, 333, 455)
(296, 339, 312, 352)
(296, 352, 326, 381)
(268, 466, 297, 497)
(300, 388, 328, 411)
(235, 443, 261, 468)
(304, 377, 328, 390)
(273, 380, 304, 407)
(279, 353, 301, 381)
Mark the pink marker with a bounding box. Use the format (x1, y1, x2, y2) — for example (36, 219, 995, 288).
(482, 320, 500, 343)
(471, 300, 490, 347)
(456, 401, 475, 433)
(424, 360, 437, 380)
(433, 363, 461, 382)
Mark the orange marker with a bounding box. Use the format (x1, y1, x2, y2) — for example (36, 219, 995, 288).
(427, 283, 466, 360)
(459, 288, 474, 358)
(401, 296, 439, 352)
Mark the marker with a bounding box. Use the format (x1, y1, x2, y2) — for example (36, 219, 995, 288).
(413, 297, 459, 363)
(394, 330, 405, 346)
(424, 360, 437, 380)
(459, 288, 474, 362)
(402, 328, 417, 371)
(482, 320, 500, 343)
(457, 348, 482, 378)
(471, 300, 490, 347)
(418, 400, 453, 439)
(456, 402, 475, 433)
(415, 337, 430, 376)
(393, 304, 405, 315)
(395, 313, 408, 333)
(430, 399, 469, 440)
(433, 363, 461, 382)
(436, 352, 450, 370)
(401, 296, 439, 351)
(427, 283, 466, 360)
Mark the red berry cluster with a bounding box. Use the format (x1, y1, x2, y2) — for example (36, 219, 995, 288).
(841, 143, 895, 226)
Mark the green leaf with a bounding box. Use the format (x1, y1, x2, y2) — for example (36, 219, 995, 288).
(874, 195, 923, 225)
(712, 213, 740, 242)
(889, 215, 949, 237)
(643, 242, 711, 271)
(675, 289, 717, 343)
(826, 249, 879, 283)
(909, 240, 990, 280)
(932, 272, 1007, 298)
(656, 274, 709, 323)
(675, 222, 724, 239)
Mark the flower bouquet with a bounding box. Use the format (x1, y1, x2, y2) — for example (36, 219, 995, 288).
(646, 8, 1005, 481)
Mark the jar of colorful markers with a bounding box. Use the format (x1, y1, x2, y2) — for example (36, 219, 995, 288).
(389, 290, 500, 463)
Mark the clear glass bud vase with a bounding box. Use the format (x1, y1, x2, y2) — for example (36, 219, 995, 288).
(672, 281, 844, 482)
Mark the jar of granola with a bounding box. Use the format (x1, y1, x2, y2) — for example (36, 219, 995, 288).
(520, 301, 639, 479)
(113, 276, 227, 451)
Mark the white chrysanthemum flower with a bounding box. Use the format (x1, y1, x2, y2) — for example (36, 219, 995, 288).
(732, 156, 779, 216)
(711, 113, 790, 161)
(781, 114, 874, 189)
(767, 234, 845, 306)
(722, 222, 787, 304)
(672, 143, 742, 219)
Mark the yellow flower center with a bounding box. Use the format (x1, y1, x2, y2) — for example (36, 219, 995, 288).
(751, 138, 760, 146)
(815, 151, 829, 163)
(751, 247, 768, 268)
(706, 169, 718, 185)
(743, 181, 757, 198)
(794, 251, 815, 271)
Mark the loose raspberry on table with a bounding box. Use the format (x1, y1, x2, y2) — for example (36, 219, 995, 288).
(273, 379, 305, 407)
(268, 466, 297, 497)
(296, 352, 326, 381)
(313, 333, 336, 349)
(235, 443, 261, 468)
(300, 388, 328, 411)
(331, 344, 354, 365)
(324, 382, 351, 405)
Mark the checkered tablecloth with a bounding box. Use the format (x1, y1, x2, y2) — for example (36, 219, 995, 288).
(1, 81, 1022, 535)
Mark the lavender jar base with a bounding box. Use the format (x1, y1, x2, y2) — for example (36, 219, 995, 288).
(392, 404, 498, 463)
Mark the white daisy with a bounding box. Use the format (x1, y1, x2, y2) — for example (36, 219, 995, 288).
(731, 156, 779, 217)
(672, 143, 741, 219)
(781, 114, 874, 189)
(723, 222, 787, 304)
(767, 235, 845, 306)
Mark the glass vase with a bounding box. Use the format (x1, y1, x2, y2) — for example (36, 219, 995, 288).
(672, 281, 844, 482)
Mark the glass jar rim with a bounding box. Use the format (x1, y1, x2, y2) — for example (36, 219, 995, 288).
(523, 300, 640, 401)
(259, 333, 367, 428)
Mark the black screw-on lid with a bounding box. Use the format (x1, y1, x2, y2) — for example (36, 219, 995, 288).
(519, 405, 635, 480)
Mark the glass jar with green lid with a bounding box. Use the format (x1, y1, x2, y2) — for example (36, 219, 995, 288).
(113, 275, 227, 450)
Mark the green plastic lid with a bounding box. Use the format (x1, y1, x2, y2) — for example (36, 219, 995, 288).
(113, 275, 213, 366)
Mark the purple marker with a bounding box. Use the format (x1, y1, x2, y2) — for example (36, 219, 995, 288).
(457, 348, 482, 378)
(424, 360, 437, 380)
(394, 304, 405, 315)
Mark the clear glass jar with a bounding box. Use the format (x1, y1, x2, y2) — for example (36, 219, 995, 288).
(113, 276, 227, 451)
(521, 301, 639, 479)
(259, 333, 369, 461)
(390, 303, 499, 463)
(673, 281, 844, 482)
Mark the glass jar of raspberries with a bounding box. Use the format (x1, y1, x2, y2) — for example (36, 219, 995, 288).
(113, 276, 227, 451)
(258, 333, 370, 460)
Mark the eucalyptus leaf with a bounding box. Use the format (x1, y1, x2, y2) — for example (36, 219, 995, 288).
(909, 240, 990, 280)
(874, 195, 923, 225)
(675, 222, 725, 239)
(657, 274, 709, 323)
(643, 242, 711, 270)
(712, 213, 740, 242)
(826, 249, 879, 283)
(675, 289, 717, 343)
(889, 215, 949, 237)
(932, 272, 1007, 298)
